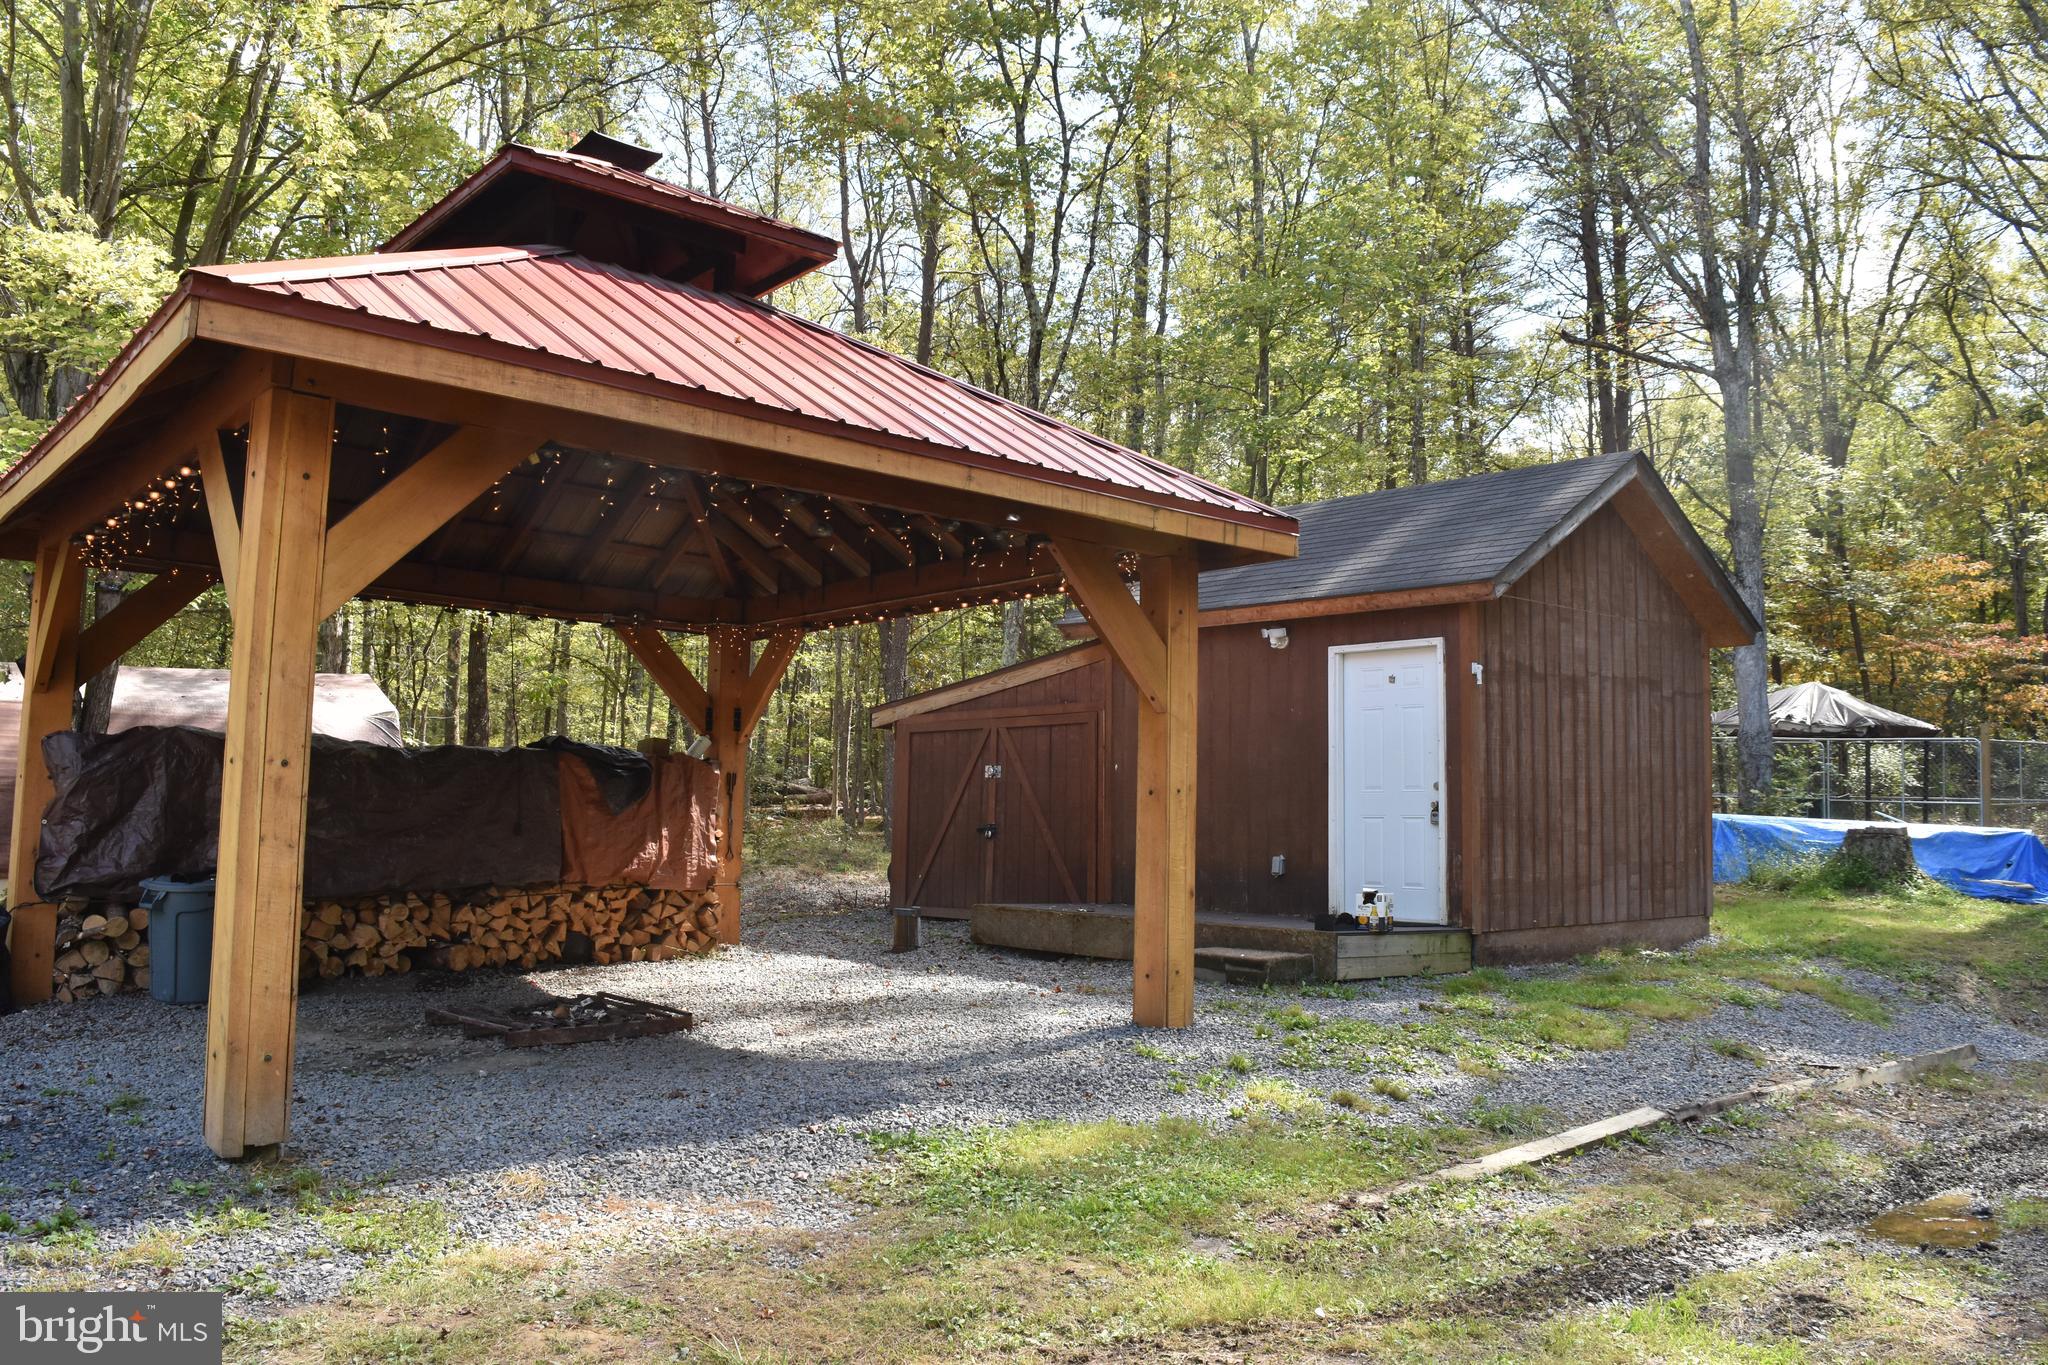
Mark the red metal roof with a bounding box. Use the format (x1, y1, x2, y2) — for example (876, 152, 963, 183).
(188, 246, 1281, 522)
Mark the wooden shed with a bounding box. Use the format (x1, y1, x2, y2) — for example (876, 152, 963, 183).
(875, 452, 1758, 967)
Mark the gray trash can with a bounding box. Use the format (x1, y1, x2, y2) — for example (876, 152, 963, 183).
(139, 877, 216, 1005)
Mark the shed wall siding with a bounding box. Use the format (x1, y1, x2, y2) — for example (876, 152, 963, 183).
(1103, 608, 1473, 918)
(888, 503, 1716, 960)
(1476, 503, 1710, 945)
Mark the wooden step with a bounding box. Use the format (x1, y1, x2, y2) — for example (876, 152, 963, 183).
(1193, 946, 1313, 986)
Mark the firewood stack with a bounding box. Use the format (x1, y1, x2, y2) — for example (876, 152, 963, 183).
(45, 884, 719, 1000)
(298, 884, 721, 980)
(50, 900, 151, 1002)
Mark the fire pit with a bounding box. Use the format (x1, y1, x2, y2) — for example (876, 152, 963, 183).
(426, 991, 695, 1047)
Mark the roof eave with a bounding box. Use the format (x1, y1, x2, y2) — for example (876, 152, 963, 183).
(1490, 452, 1759, 649)
(0, 280, 202, 537)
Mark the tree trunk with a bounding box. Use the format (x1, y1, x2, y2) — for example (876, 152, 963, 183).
(463, 614, 490, 746)
(441, 613, 460, 745)
(76, 573, 128, 734)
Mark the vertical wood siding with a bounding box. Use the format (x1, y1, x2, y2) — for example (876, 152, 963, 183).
(1476, 504, 1710, 936)
(887, 503, 1712, 953)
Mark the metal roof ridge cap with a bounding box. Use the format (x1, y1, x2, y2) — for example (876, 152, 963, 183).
(199, 245, 565, 288)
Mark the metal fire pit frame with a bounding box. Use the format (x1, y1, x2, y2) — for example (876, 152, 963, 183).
(425, 991, 695, 1047)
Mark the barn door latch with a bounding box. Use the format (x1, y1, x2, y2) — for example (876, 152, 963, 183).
(984, 763, 1003, 779)
(977, 823, 998, 839)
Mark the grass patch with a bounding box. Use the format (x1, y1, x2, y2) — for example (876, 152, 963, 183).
(312, 1196, 449, 1260)
(1709, 1038, 1767, 1063)
(218, 1071, 2034, 1363)
(748, 817, 888, 876)
(1715, 880, 2048, 1020)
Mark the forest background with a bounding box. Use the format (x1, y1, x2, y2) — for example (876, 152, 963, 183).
(3, 0, 2043, 819)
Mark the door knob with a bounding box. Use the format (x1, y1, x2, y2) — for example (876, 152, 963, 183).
(1429, 800, 1440, 826)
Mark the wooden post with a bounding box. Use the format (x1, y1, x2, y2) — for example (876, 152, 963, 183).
(706, 627, 751, 946)
(1133, 554, 1198, 1028)
(203, 387, 333, 1160)
(1980, 722, 1995, 826)
(5, 537, 86, 1005)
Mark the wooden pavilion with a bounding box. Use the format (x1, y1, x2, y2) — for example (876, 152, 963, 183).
(0, 135, 1296, 1158)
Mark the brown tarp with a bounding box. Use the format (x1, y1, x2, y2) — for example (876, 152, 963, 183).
(30, 728, 717, 902)
(558, 750, 717, 891)
(35, 728, 562, 902)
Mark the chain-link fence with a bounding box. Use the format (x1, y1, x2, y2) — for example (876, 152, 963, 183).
(1712, 736, 2048, 833)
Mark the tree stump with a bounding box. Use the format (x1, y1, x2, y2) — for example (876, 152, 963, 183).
(1838, 825, 1915, 885)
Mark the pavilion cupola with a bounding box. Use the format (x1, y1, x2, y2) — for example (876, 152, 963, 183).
(379, 131, 837, 297)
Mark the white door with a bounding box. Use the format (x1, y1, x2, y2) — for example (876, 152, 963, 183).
(1329, 642, 1445, 924)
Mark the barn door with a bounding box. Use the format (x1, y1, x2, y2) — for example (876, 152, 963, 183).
(899, 723, 993, 912)
(986, 714, 1099, 904)
(897, 710, 1100, 912)
(1328, 640, 1446, 924)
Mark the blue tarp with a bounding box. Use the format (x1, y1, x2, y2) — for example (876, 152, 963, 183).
(1712, 813, 2048, 905)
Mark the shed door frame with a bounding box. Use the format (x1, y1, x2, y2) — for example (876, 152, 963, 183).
(1326, 636, 1448, 924)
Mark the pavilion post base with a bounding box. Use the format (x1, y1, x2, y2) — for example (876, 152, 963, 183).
(6, 537, 86, 1007)
(1132, 555, 1198, 1027)
(1052, 542, 1200, 1028)
(203, 386, 333, 1160)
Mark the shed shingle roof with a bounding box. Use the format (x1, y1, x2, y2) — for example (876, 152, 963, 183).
(1052, 451, 1755, 647)
(1196, 452, 1639, 610)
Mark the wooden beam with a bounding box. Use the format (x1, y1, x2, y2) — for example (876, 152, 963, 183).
(6, 536, 85, 1006)
(204, 386, 333, 1160)
(614, 624, 712, 730)
(117, 529, 738, 630)
(715, 492, 824, 588)
(1131, 554, 1198, 1029)
(200, 302, 1299, 562)
(319, 426, 536, 619)
(871, 644, 1105, 728)
(739, 631, 802, 736)
(490, 462, 576, 572)
(28, 542, 81, 692)
(674, 474, 735, 590)
(910, 513, 965, 558)
(833, 498, 915, 566)
(1051, 539, 1166, 713)
(74, 568, 217, 680)
(0, 315, 197, 528)
(705, 513, 781, 593)
(772, 493, 871, 577)
(284, 355, 1290, 565)
(742, 545, 1052, 629)
(28, 349, 273, 548)
(198, 430, 242, 603)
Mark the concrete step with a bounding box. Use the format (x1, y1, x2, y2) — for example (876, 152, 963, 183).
(1193, 946, 1313, 986)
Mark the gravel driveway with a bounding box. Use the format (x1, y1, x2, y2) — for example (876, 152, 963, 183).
(3, 868, 2044, 1308)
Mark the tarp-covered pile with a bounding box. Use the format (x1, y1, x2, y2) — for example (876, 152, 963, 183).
(1712, 812, 2048, 905)
(32, 728, 715, 901)
(1710, 681, 1940, 737)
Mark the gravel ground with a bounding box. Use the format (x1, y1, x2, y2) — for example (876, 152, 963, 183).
(3, 868, 2044, 1308)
